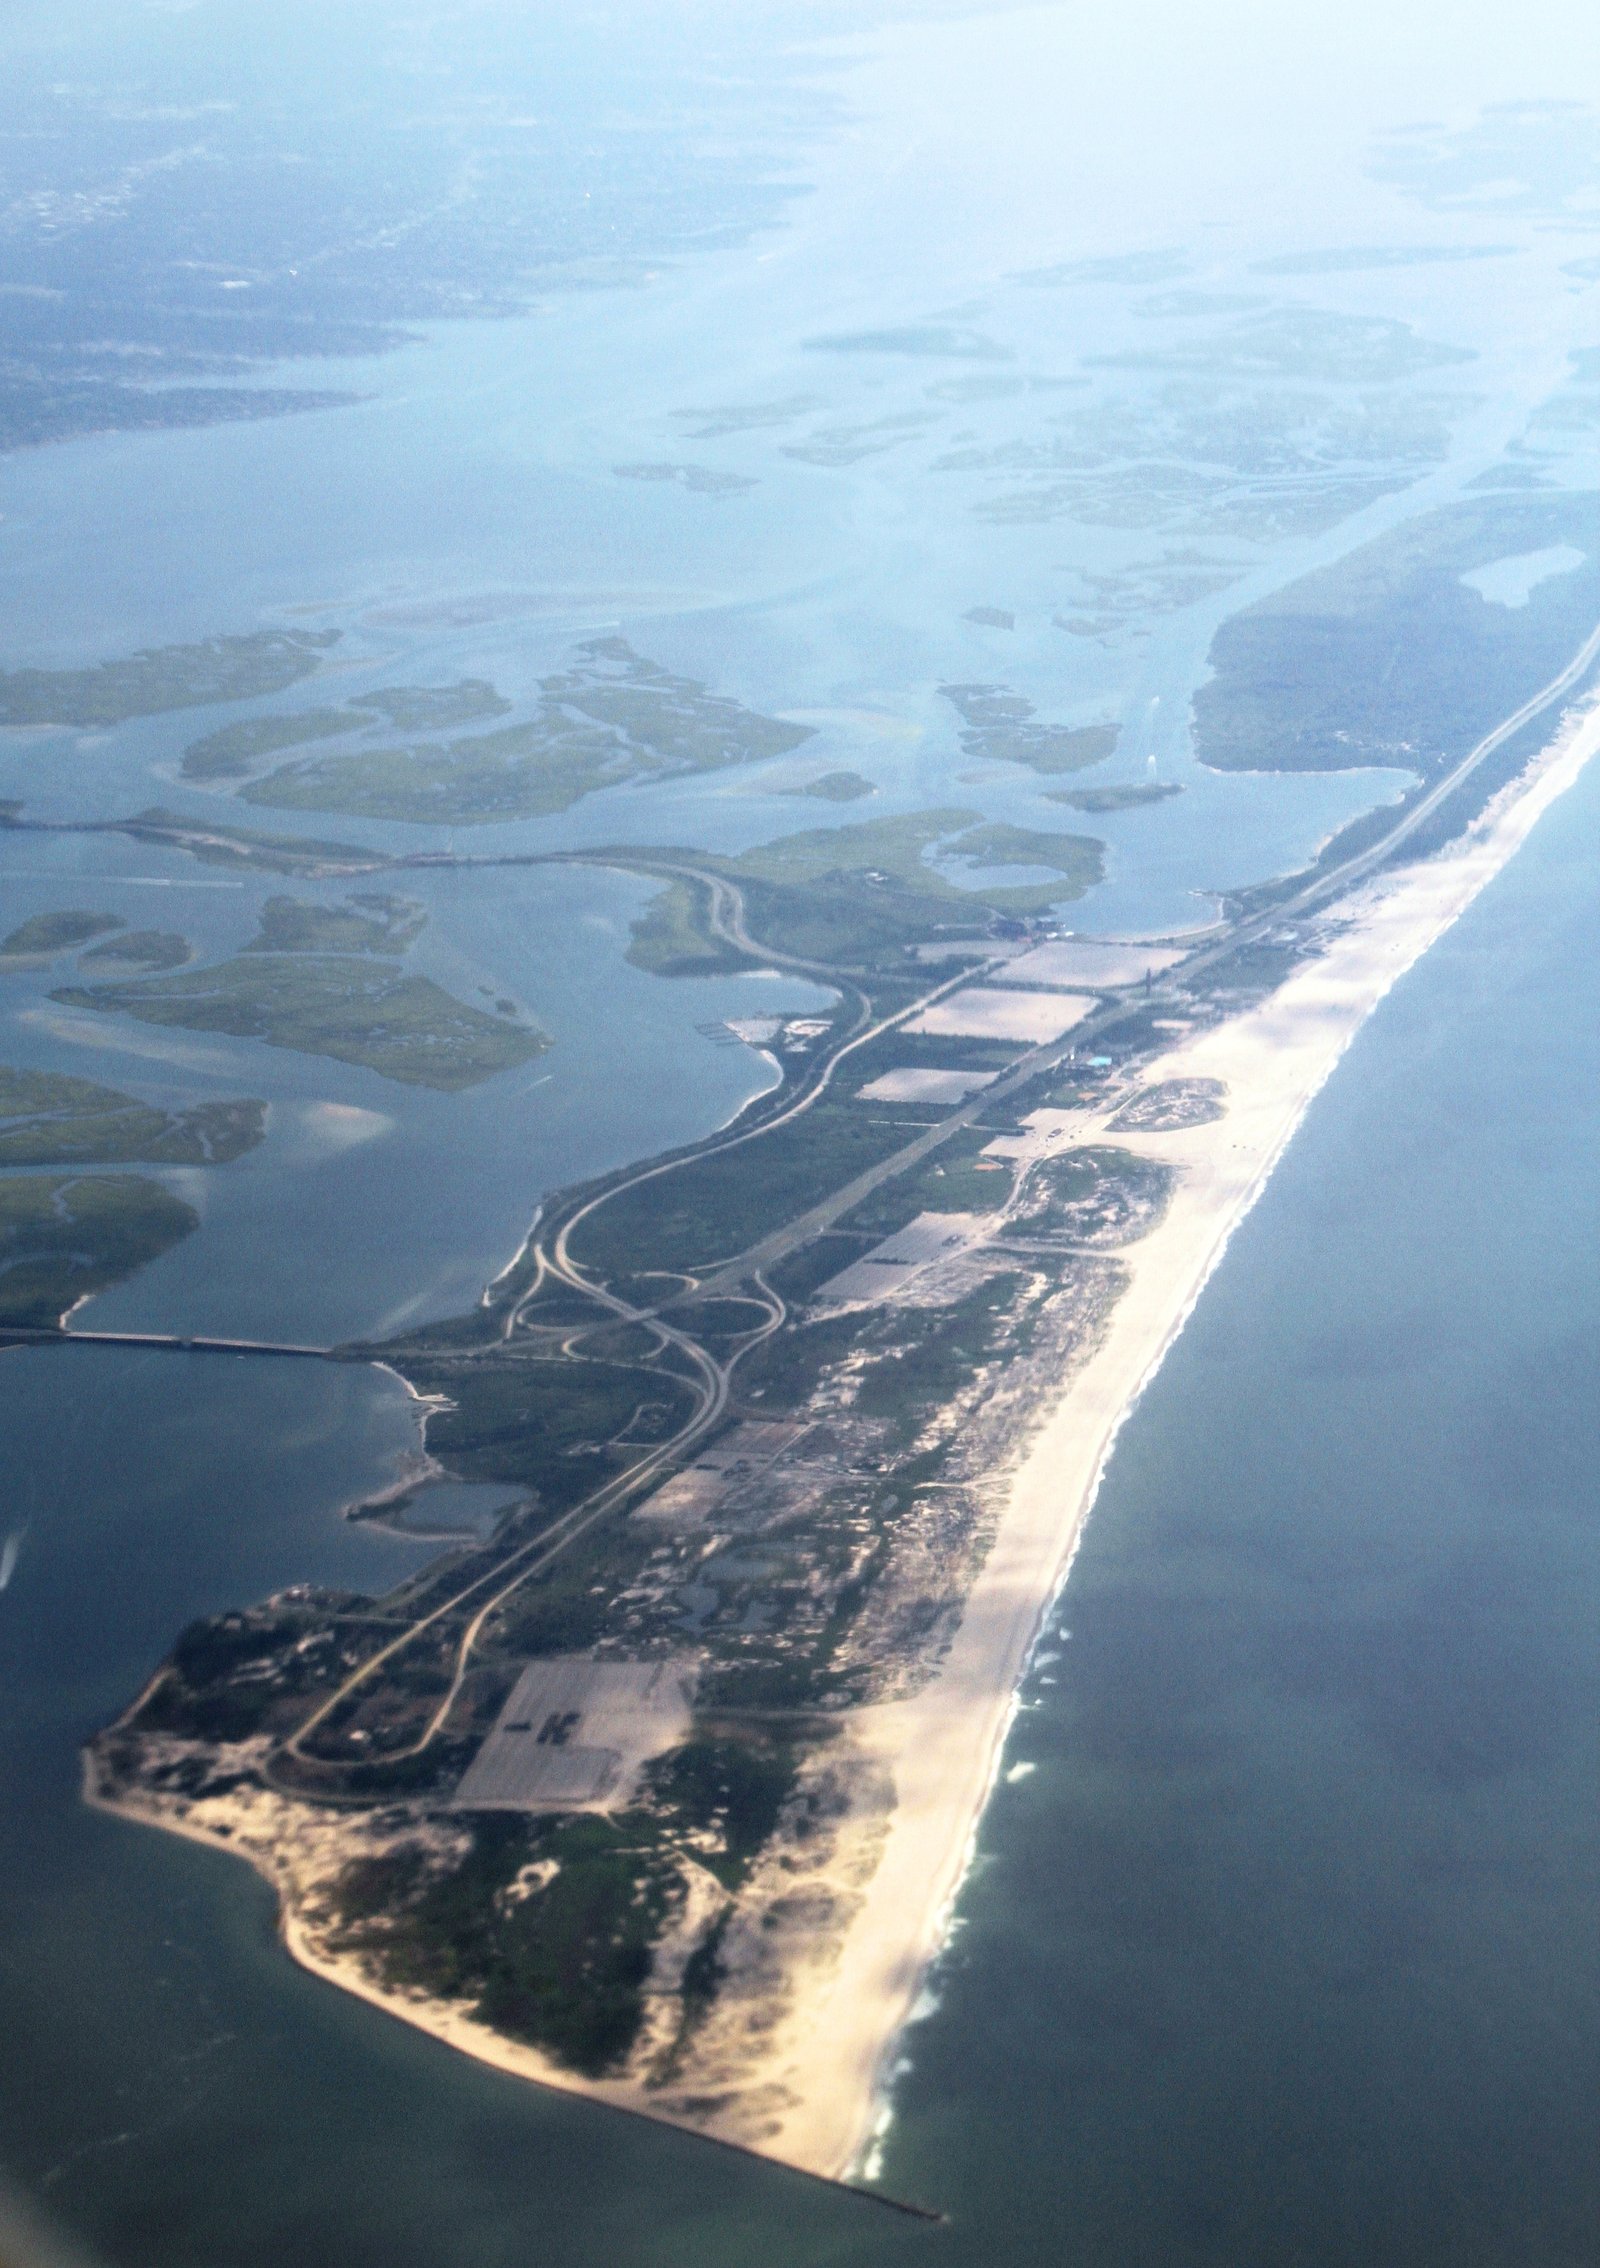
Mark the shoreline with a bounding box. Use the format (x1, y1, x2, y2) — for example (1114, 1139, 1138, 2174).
(84, 693, 1600, 2189)
(79, 1745, 934, 2218)
(743, 692, 1600, 2181)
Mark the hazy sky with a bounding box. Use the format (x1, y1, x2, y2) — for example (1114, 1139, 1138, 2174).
(799, 0, 1600, 291)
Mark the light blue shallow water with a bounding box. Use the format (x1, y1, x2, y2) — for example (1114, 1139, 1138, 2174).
(0, 639, 1596, 2268)
(3, 3, 1600, 2259)
(0, 848, 834, 1343)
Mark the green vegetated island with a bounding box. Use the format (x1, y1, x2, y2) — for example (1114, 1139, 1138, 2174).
(0, 631, 342, 729)
(1053, 781, 1182, 813)
(940, 682, 1119, 773)
(0, 610, 1141, 834)
(58, 486, 1600, 2176)
(0, 1174, 202, 1329)
(237, 638, 816, 824)
(911, 296, 1484, 567)
(52, 894, 545, 1092)
(791, 769, 875, 801)
(0, 1065, 266, 1326)
(183, 680, 512, 781)
(1, 909, 126, 959)
(0, 887, 545, 1324)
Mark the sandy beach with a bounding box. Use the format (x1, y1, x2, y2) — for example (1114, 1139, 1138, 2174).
(85, 695, 1600, 2188)
(744, 692, 1600, 2181)
(80, 1741, 691, 2127)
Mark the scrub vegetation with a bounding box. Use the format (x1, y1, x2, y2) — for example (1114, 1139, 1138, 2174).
(1195, 494, 1600, 772)
(54, 895, 544, 1090)
(0, 1066, 264, 1167)
(0, 1173, 198, 1325)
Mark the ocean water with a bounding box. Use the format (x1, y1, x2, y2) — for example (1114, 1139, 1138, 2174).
(875, 697, 1600, 2260)
(4, 0, 1600, 2259)
(4, 518, 1598, 2268)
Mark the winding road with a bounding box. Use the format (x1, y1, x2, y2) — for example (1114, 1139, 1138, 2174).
(14, 617, 1600, 1778)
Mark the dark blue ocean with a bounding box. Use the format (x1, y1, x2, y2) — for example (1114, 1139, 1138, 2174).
(3, 635, 1598, 2268)
(6, 3, 1600, 2257)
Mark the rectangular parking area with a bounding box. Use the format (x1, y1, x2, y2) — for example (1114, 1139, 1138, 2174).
(450, 1655, 697, 1813)
(857, 1065, 1002, 1103)
(903, 986, 1093, 1043)
(813, 1210, 990, 1308)
(1003, 939, 1185, 990)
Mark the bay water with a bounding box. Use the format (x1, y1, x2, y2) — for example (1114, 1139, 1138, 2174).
(3, 608, 1597, 2268)
(3, 2, 1600, 2257)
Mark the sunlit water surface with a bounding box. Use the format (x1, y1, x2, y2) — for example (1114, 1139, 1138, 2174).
(4, 0, 1600, 2260)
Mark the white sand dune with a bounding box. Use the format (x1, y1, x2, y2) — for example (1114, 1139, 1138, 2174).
(87, 696, 1600, 2187)
(746, 694, 1600, 2179)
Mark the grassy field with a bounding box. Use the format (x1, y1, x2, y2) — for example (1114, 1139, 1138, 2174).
(722, 807, 967, 890)
(727, 805, 1101, 906)
(0, 629, 338, 727)
(940, 820, 1104, 896)
(0, 1065, 264, 1166)
(243, 638, 813, 825)
(0, 1173, 198, 1325)
(625, 806, 1104, 976)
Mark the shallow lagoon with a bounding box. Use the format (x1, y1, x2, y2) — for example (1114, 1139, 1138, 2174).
(4, 0, 1600, 2258)
(0, 848, 833, 1343)
(5, 502, 1600, 2268)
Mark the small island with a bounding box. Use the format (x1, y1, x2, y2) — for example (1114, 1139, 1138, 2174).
(54, 894, 545, 1090)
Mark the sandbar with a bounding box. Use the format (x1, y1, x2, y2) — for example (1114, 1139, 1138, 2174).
(736, 691, 1600, 2178)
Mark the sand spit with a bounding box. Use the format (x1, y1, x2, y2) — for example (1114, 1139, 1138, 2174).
(747, 694, 1600, 2180)
(87, 696, 1600, 2186)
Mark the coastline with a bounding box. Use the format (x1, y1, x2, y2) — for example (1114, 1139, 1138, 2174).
(84, 694, 1600, 2187)
(80, 1741, 700, 2130)
(743, 693, 1600, 2181)
(80, 1739, 926, 2210)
